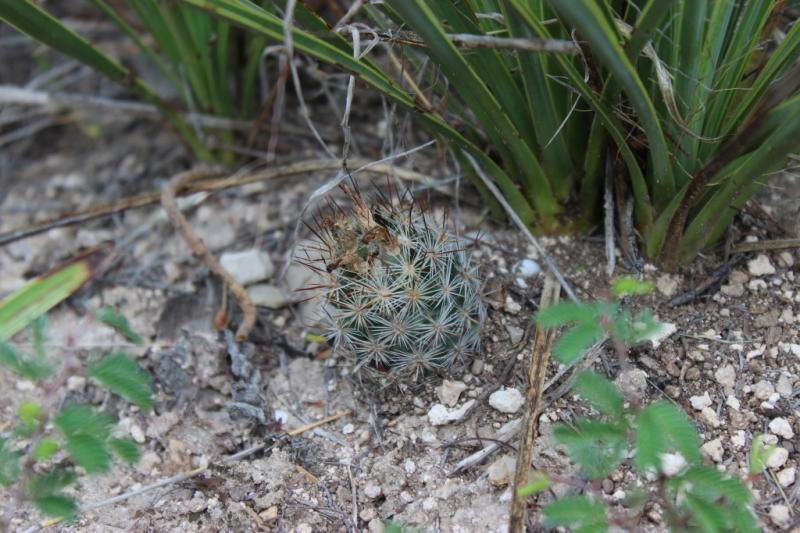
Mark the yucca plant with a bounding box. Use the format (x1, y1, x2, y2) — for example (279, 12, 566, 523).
(0, 0, 272, 162)
(175, 0, 800, 269)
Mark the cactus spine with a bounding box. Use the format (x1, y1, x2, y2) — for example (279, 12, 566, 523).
(305, 186, 485, 379)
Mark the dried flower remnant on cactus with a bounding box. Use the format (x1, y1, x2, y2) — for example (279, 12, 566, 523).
(300, 185, 485, 379)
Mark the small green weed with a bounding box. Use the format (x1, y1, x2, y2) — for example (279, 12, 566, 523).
(0, 309, 153, 527)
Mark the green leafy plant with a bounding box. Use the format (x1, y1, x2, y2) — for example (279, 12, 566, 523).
(515, 278, 761, 532)
(0, 312, 153, 527)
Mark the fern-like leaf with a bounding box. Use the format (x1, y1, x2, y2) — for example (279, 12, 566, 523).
(553, 322, 605, 365)
(554, 420, 627, 479)
(64, 433, 110, 473)
(543, 495, 607, 532)
(109, 438, 140, 464)
(88, 352, 153, 409)
(535, 301, 602, 328)
(0, 437, 20, 486)
(33, 495, 78, 519)
(574, 371, 624, 420)
(635, 401, 700, 473)
(95, 307, 143, 345)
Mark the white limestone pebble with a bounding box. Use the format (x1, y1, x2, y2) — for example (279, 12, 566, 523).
(766, 447, 789, 469)
(701, 438, 724, 462)
(690, 392, 712, 410)
(769, 505, 790, 528)
(768, 417, 794, 440)
(714, 365, 736, 388)
(776, 466, 795, 488)
(427, 400, 476, 426)
(747, 254, 775, 276)
(437, 380, 468, 407)
(660, 452, 687, 477)
(489, 388, 524, 414)
(220, 249, 274, 285)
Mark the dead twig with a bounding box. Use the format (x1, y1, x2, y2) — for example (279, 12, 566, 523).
(668, 254, 747, 307)
(730, 238, 800, 253)
(0, 159, 445, 247)
(509, 275, 560, 533)
(160, 168, 255, 341)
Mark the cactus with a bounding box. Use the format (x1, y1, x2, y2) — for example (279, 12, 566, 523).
(303, 185, 485, 379)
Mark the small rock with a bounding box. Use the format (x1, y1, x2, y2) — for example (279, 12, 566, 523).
(766, 447, 789, 469)
(437, 380, 468, 407)
(768, 417, 794, 440)
(656, 275, 678, 297)
(471, 359, 484, 375)
(295, 524, 313, 533)
(488, 388, 524, 414)
(427, 400, 475, 426)
(368, 518, 385, 533)
(364, 482, 382, 499)
(130, 423, 145, 444)
(791, 343, 800, 357)
(701, 438, 724, 462)
(66, 376, 86, 391)
(776, 374, 793, 398)
(220, 249, 274, 285)
(248, 284, 289, 308)
(614, 369, 648, 403)
(777, 251, 795, 268)
(714, 365, 736, 388)
(260, 506, 278, 522)
(776, 466, 795, 488)
(513, 259, 540, 278)
(747, 254, 775, 276)
(422, 497, 437, 511)
(700, 407, 720, 428)
(769, 505, 790, 528)
(752, 380, 775, 400)
(504, 296, 522, 314)
(725, 396, 740, 411)
(487, 455, 516, 487)
(660, 452, 687, 476)
(505, 324, 525, 345)
(690, 392, 713, 410)
(404, 459, 416, 475)
(720, 283, 745, 297)
(342, 423, 355, 435)
(640, 322, 677, 349)
(731, 431, 746, 448)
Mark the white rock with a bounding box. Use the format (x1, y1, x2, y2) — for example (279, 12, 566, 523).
(505, 324, 525, 345)
(639, 322, 676, 349)
(778, 251, 794, 268)
(731, 431, 746, 448)
(714, 365, 736, 388)
(614, 368, 648, 403)
(660, 452, 687, 477)
(488, 388, 524, 414)
(487, 455, 516, 487)
(220, 250, 274, 285)
(768, 417, 794, 440)
(130, 423, 145, 444)
(656, 274, 679, 297)
(701, 438, 724, 462)
(769, 505, 790, 528)
(437, 380, 468, 407)
(248, 284, 289, 308)
(504, 296, 522, 314)
(791, 343, 800, 357)
(513, 259, 540, 278)
(766, 447, 789, 469)
(342, 423, 355, 435)
(776, 466, 795, 488)
(404, 459, 417, 475)
(776, 374, 793, 398)
(364, 482, 382, 499)
(66, 376, 86, 391)
(700, 407, 720, 428)
(752, 380, 775, 400)
(690, 392, 713, 410)
(747, 254, 776, 276)
(427, 400, 476, 426)
(725, 396, 740, 411)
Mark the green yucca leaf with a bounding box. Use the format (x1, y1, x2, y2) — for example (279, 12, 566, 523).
(574, 371, 624, 420)
(543, 495, 607, 532)
(88, 352, 153, 409)
(554, 420, 627, 479)
(64, 433, 110, 473)
(553, 322, 606, 366)
(0, 437, 20, 486)
(635, 401, 700, 473)
(33, 495, 78, 520)
(0, 0, 211, 160)
(109, 438, 140, 464)
(32, 438, 60, 462)
(95, 308, 143, 345)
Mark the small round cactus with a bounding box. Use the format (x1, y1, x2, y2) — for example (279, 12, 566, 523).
(303, 185, 485, 379)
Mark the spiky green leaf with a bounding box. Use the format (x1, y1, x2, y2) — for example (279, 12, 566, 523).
(543, 495, 607, 532)
(33, 495, 78, 520)
(109, 438, 140, 464)
(32, 438, 60, 461)
(635, 401, 701, 473)
(553, 322, 606, 366)
(555, 420, 627, 479)
(64, 433, 111, 473)
(55, 405, 114, 440)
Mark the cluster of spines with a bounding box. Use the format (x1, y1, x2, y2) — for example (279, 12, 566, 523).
(300, 184, 485, 380)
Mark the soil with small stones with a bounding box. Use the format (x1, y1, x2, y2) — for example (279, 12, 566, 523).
(1, 40, 799, 533)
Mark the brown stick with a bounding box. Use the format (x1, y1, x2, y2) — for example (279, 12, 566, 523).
(0, 159, 442, 247)
(731, 238, 800, 253)
(509, 275, 560, 533)
(160, 168, 256, 341)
